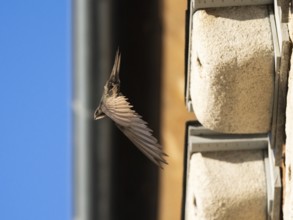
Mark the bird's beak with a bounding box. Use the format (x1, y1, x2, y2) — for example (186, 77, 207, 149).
(94, 107, 105, 120)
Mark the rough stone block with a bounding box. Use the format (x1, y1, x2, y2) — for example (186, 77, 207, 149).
(186, 150, 266, 220)
(190, 6, 274, 133)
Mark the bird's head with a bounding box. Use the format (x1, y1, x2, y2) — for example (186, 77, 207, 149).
(94, 104, 105, 120)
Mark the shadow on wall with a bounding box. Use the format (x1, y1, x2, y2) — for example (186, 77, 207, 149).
(114, 1, 163, 220)
(92, 0, 163, 220)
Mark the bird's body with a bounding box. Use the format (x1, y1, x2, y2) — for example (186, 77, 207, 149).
(94, 50, 167, 167)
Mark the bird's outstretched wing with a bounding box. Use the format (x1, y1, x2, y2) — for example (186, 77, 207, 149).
(101, 95, 167, 167)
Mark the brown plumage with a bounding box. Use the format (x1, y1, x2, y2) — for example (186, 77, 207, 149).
(94, 49, 168, 167)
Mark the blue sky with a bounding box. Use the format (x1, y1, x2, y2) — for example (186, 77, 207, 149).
(0, 1, 72, 219)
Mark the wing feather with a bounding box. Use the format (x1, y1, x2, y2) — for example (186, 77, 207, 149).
(119, 126, 167, 166)
(101, 95, 167, 166)
(101, 96, 132, 127)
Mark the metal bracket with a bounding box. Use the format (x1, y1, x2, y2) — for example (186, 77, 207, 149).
(269, 2, 291, 166)
(192, 0, 273, 11)
(184, 0, 194, 112)
(266, 140, 282, 220)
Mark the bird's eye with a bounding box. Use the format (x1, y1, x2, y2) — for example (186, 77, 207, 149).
(107, 83, 114, 90)
(104, 82, 112, 91)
